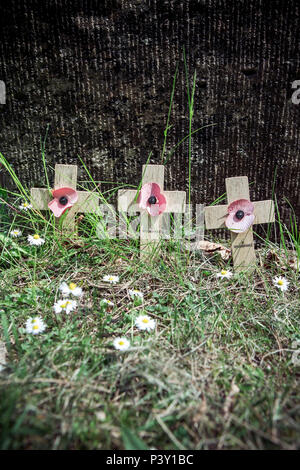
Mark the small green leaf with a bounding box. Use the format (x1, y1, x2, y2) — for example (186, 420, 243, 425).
(121, 427, 149, 450)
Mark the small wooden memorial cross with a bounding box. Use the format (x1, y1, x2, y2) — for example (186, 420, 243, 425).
(205, 176, 275, 272)
(31, 164, 99, 233)
(118, 165, 186, 258)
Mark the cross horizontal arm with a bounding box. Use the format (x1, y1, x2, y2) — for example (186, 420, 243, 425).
(31, 188, 51, 210)
(253, 200, 275, 224)
(76, 192, 100, 213)
(118, 189, 186, 215)
(31, 188, 99, 214)
(163, 191, 186, 213)
(204, 204, 227, 229)
(118, 189, 139, 214)
(205, 200, 275, 229)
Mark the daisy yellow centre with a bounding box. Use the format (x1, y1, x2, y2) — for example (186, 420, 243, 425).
(61, 301, 71, 308)
(277, 280, 284, 286)
(32, 319, 37, 324)
(109, 276, 114, 280)
(119, 340, 124, 346)
(69, 283, 77, 290)
(142, 318, 149, 323)
(23, 203, 29, 207)
(33, 325, 39, 330)
(33, 234, 40, 240)
(221, 270, 227, 275)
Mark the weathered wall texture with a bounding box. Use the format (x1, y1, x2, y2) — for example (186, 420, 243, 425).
(0, 0, 299, 231)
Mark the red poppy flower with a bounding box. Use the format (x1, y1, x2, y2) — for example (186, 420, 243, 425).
(137, 183, 167, 216)
(48, 187, 78, 218)
(225, 199, 255, 233)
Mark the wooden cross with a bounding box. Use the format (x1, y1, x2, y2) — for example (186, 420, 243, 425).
(118, 165, 186, 258)
(205, 176, 275, 271)
(30, 164, 99, 233)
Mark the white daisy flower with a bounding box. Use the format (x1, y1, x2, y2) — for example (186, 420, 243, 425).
(113, 337, 130, 351)
(216, 269, 233, 279)
(53, 299, 77, 314)
(103, 275, 119, 284)
(25, 317, 47, 335)
(28, 234, 45, 246)
(135, 314, 156, 332)
(10, 229, 22, 238)
(273, 276, 289, 292)
(59, 281, 83, 297)
(101, 299, 114, 307)
(129, 289, 144, 300)
(19, 202, 32, 211)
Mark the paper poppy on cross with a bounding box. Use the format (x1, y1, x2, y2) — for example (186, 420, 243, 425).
(137, 182, 167, 216)
(48, 187, 78, 218)
(225, 199, 255, 233)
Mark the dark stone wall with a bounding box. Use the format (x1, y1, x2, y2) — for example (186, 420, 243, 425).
(0, 0, 299, 228)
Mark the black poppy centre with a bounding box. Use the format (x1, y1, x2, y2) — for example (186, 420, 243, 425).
(235, 210, 245, 220)
(148, 196, 157, 205)
(59, 196, 69, 206)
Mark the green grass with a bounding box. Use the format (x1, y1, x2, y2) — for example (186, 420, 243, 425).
(0, 185, 299, 450)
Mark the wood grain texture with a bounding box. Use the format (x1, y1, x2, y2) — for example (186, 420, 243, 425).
(205, 204, 227, 230)
(163, 191, 186, 213)
(117, 189, 139, 213)
(253, 200, 275, 224)
(30, 188, 51, 210)
(141, 164, 164, 187)
(231, 229, 256, 272)
(76, 192, 100, 213)
(30, 164, 100, 233)
(31, 188, 99, 214)
(205, 176, 275, 272)
(54, 164, 77, 189)
(225, 176, 250, 203)
(205, 200, 275, 229)
(226, 177, 256, 271)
